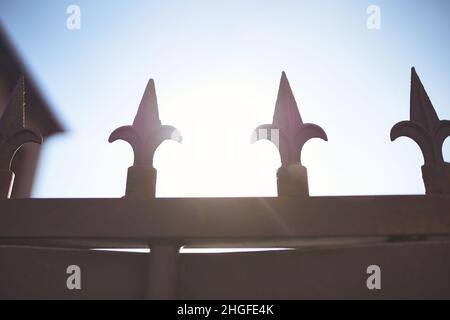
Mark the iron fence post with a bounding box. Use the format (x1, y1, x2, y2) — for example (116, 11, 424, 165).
(391, 68, 450, 195)
(146, 242, 180, 300)
(110, 78, 182, 299)
(253, 72, 327, 197)
(0, 77, 42, 199)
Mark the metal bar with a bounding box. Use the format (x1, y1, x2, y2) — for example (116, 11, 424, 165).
(0, 196, 450, 242)
(0, 170, 14, 199)
(146, 243, 180, 300)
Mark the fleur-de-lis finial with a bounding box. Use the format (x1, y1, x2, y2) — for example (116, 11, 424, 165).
(391, 67, 450, 195)
(109, 79, 182, 197)
(253, 72, 327, 196)
(0, 77, 42, 199)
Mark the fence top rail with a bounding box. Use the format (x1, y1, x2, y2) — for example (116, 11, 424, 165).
(0, 195, 449, 246)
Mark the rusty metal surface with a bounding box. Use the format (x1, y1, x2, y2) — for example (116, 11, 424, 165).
(0, 78, 42, 199)
(2, 241, 450, 299)
(178, 241, 450, 300)
(391, 68, 450, 195)
(253, 72, 327, 166)
(109, 79, 182, 198)
(108, 80, 184, 299)
(0, 24, 64, 137)
(252, 72, 327, 196)
(0, 70, 449, 300)
(109, 79, 182, 168)
(0, 246, 147, 300)
(0, 196, 450, 244)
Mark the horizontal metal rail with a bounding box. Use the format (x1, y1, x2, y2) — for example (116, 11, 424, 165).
(1, 196, 450, 246)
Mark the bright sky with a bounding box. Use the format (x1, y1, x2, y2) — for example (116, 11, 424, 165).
(0, 0, 449, 198)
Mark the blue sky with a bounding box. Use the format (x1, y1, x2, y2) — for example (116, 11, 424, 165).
(0, 0, 449, 198)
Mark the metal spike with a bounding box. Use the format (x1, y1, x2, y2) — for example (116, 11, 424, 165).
(0, 77, 24, 134)
(273, 71, 304, 137)
(410, 67, 440, 131)
(391, 68, 450, 195)
(109, 79, 182, 197)
(253, 72, 327, 196)
(0, 77, 42, 199)
(133, 79, 162, 136)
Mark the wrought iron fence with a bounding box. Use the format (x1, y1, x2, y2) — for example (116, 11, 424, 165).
(0, 68, 449, 299)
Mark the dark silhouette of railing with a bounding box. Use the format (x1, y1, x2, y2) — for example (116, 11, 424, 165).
(0, 68, 450, 299)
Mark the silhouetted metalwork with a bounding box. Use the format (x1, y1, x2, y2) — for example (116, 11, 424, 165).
(0, 25, 64, 198)
(0, 77, 42, 199)
(253, 72, 327, 196)
(391, 68, 450, 195)
(109, 79, 182, 198)
(109, 80, 183, 299)
(3, 69, 450, 300)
